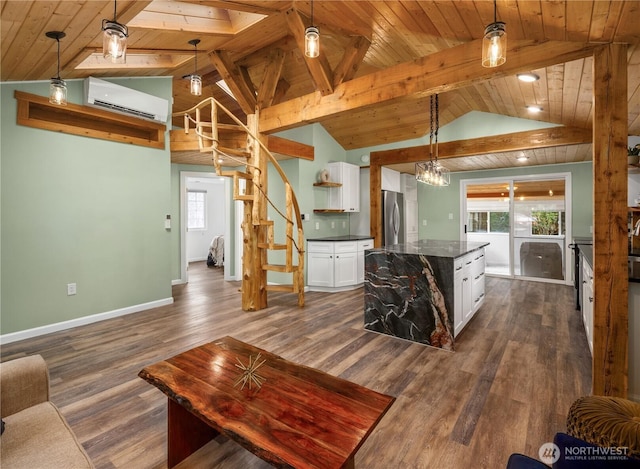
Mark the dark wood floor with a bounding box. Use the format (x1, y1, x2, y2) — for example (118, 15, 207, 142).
(1, 262, 592, 469)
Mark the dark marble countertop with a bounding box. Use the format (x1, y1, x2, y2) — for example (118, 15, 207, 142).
(307, 235, 373, 242)
(368, 239, 489, 259)
(579, 245, 640, 283)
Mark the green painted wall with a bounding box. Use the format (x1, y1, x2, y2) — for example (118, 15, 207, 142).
(418, 162, 593, 240)
(1, 78, 173, 335)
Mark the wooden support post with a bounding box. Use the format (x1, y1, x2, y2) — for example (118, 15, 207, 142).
(241, 113, 268, 311)
(592, 44, 628, 397)
(369, 163, 382, 247)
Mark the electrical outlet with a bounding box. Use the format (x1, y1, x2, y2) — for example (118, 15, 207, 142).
(67, 283, 77, 296)
(331, 221, 335, 229)
(422, 219, 427, 226)
(342, 221, 346, 228)
(448, 213, 453, 220)
(315, 222, 320, 230)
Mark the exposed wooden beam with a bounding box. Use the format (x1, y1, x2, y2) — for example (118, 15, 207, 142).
(209, 50, 257, 114)
(259, 39, 597, 134)
(169, 130, 313, 161)
(266, 135, 314, 161)
(592, 44, 628, 397)
(369, 126, 592, 248)
(284, 8, 334, 96)
(333, 36, 370, 88)
(256, 48, 285, 108)
(370, 126, 592, 165)
(272, 79, 291, 106)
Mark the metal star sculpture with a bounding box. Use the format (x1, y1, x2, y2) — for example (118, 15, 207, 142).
(234, 353, 266, 390)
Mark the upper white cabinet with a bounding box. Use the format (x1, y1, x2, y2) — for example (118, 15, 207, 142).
(328, 162, 360, 212)
(382, 167, 401, 192)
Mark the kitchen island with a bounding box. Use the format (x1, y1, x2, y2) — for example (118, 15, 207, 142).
(364, 240, 489, 351)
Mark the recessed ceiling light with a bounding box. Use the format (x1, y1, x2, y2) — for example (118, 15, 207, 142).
(526, 105, 543, 113)
(517, 73, 540, 82)
(517, 155, 529, 162)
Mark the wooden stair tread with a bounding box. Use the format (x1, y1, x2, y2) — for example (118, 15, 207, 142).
(220, 170, 252, 180)
(216, 146, 250, 157)
(235, 194, 253, 201)
(258, 243, 288, 250)
(265, 284, 296, 292)
(262, 264, 298, 272)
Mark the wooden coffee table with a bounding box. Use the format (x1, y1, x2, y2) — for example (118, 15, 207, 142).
(138, 336, 395, 469)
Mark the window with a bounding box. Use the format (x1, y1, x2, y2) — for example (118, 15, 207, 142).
(468, 211, 509, 233)
(489, 211, 510, 233)
(531, 210, 565, 236)
(187, 190, 206, 230)
(468, 212, 488, 232)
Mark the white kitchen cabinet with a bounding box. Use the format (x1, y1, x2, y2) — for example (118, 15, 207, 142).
(308, 239, 372, 291)
(454, 248, 485, 337)
(307, 251, 334, 288)
(334, 251, 358, 287)
(328, 162, 360, 212)
(357, 238, 374, 284)
(582, 259, 594, 356)
(471, 249, 486, 314)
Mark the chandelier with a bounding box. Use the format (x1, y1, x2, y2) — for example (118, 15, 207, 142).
(416, 94, 450, 187)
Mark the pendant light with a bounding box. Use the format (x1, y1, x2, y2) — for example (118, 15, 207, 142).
(188, 39, 202, 96)
(416, 94, 449, 187)
(482, 0, 506, 68)
(102, 0, 128, 63)
(304, 0, 319, 58)
(46, 31, 67, 106)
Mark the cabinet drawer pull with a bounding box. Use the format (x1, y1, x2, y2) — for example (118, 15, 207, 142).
(589, 297, 593, 302)
(455, 266, 462, 271)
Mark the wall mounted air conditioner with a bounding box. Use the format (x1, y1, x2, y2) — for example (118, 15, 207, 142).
(84, 77, 169, 123)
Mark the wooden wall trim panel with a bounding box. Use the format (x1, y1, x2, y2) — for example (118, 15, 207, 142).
(259, 39, 597, 134)
(14, 91, 166, 149)
(591, 44, 628, 397)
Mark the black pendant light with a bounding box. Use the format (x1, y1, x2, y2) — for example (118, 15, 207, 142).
(304, 0, 319, 58)
(188, 39, 202, 96)
(102, 0, 128, 63)
(46, 31, 67, 105)
(482, 0, 506, 68)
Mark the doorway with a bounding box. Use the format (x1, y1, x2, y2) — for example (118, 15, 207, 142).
(462, 173, 572, 284)
(179, 171, 236, 284)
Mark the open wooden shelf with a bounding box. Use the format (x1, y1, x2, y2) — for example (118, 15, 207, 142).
(313, 209, 345, 213)
(15, 90, 166, 149)
(313, 182, 342, 187)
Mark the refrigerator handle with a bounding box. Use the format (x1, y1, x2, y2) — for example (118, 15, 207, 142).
(393, 203, 400, 236)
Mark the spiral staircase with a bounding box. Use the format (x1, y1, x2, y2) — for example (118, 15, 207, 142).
(175, 98, 305, 310)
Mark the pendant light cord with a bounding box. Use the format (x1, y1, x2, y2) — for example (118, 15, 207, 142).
(56, 37, 61, 79)
(113, 0, 118, 21)
(311, 0, 314, 24)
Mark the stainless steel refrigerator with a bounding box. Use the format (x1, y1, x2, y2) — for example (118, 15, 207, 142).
(382, 190, 404, 246)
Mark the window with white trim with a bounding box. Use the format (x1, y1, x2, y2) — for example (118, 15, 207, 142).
(187, 190, 206, 230)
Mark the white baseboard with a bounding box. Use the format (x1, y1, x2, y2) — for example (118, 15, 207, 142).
(0, 297, 174, 345)
(172, 278, 186, 286)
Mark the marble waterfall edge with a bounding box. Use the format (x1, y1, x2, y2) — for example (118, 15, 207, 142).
(364, 250, 455, 351)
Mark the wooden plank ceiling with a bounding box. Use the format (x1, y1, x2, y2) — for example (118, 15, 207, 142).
(2, 1, 639, 172)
